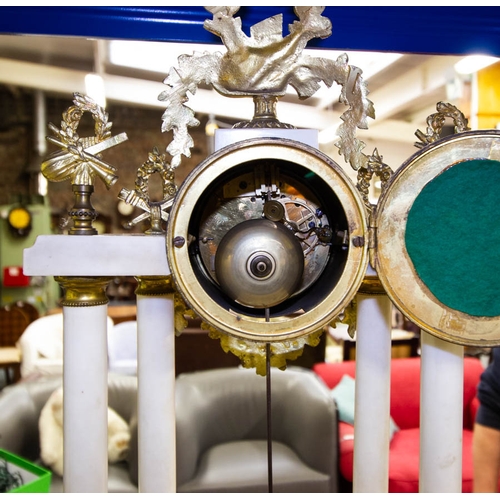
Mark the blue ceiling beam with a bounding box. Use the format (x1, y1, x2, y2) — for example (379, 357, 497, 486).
(0, 6, 499, 56)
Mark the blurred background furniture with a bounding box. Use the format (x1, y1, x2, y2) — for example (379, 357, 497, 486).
(0, 373, 138, 493)
(0, 365, 338, 493)
(28, 308, 326, 378)
(133, 366, 338, 493)
(313, 356, 487, 493)
(17, 313, 114, 379)
(326, 322, 420, 362)
(107, 320, 137, 376)
(11, 301, 40, 324)
(0, 301, 38, 385)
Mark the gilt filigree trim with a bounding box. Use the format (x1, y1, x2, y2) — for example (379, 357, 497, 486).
(203, 322, 324, 376)
(356, 148, 392, 212)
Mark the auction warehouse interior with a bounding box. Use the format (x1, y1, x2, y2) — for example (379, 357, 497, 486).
(0, 5, 499, 494)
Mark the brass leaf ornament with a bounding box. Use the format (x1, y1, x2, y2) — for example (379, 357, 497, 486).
(42, 93, 127, 188)
(41, 93, 127, 235)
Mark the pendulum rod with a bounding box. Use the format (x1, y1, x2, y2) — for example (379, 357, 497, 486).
(266, 342, 273, 493)
(265, 306, 273, 493)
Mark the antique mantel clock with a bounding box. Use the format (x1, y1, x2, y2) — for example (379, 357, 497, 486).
(42, 7, 500, 375)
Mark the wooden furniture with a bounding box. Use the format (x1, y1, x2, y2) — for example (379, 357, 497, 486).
(0, 302, 37, 385)
(342, 329, 420, 361)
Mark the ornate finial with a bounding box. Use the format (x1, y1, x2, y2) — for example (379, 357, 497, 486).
(203, 6, 332, 98)
(159, 7, 380, 179)
(41, 93, 128, 235)
(159, 7, 344, 164)
(118, 147, 177, 234)
(414, 101, 470, 148)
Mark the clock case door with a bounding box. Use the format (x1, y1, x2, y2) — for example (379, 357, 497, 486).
(374, 129, 500, 347)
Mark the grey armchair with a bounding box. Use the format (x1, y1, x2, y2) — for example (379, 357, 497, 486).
(0, 374, 138, 493)
(0, 366, 338, 493)
(129, 366, 338, 493)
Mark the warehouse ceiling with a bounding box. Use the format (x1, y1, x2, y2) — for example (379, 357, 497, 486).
(0, 6, 498, 171)
(0, 34, 467, 142)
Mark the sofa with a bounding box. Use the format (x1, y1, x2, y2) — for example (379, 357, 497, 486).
(313, 356, 485, 493)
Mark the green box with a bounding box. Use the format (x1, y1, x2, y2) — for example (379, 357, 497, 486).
(0, 449, 52, 493)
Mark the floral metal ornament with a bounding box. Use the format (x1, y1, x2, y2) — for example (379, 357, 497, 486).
(41, 93, 127, 235)
(118, 147, 177, 234)
(205, 321, 325, 376)
(159, 6, 381, 177)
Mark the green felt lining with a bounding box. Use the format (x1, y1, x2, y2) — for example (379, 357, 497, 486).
(405, 159, 500, 317)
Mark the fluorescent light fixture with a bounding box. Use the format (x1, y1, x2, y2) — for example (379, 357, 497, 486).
(108, 41, 403, 137)
(304, 49, 403, 80)
(108, 40, 225, 75)
(85, 73, 106, 108)
(110, 40, 401, 80)
(454, 55, 500, 75)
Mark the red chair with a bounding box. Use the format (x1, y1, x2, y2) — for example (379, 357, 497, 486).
(313, 356, 485, 492)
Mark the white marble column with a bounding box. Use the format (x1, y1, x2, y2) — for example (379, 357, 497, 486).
(419, 330, 464, 492)
(24, 235, 171, 493)
(61, 300, 109, 492)
(353, 281, 393, 493)
(136, 279, 176, 492)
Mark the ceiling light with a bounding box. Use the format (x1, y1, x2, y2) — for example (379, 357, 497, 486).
(108, 40, 225, 75)
(454, 55, 500, 75)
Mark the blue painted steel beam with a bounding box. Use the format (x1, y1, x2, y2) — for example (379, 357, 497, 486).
(0, 6, 499, 56)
